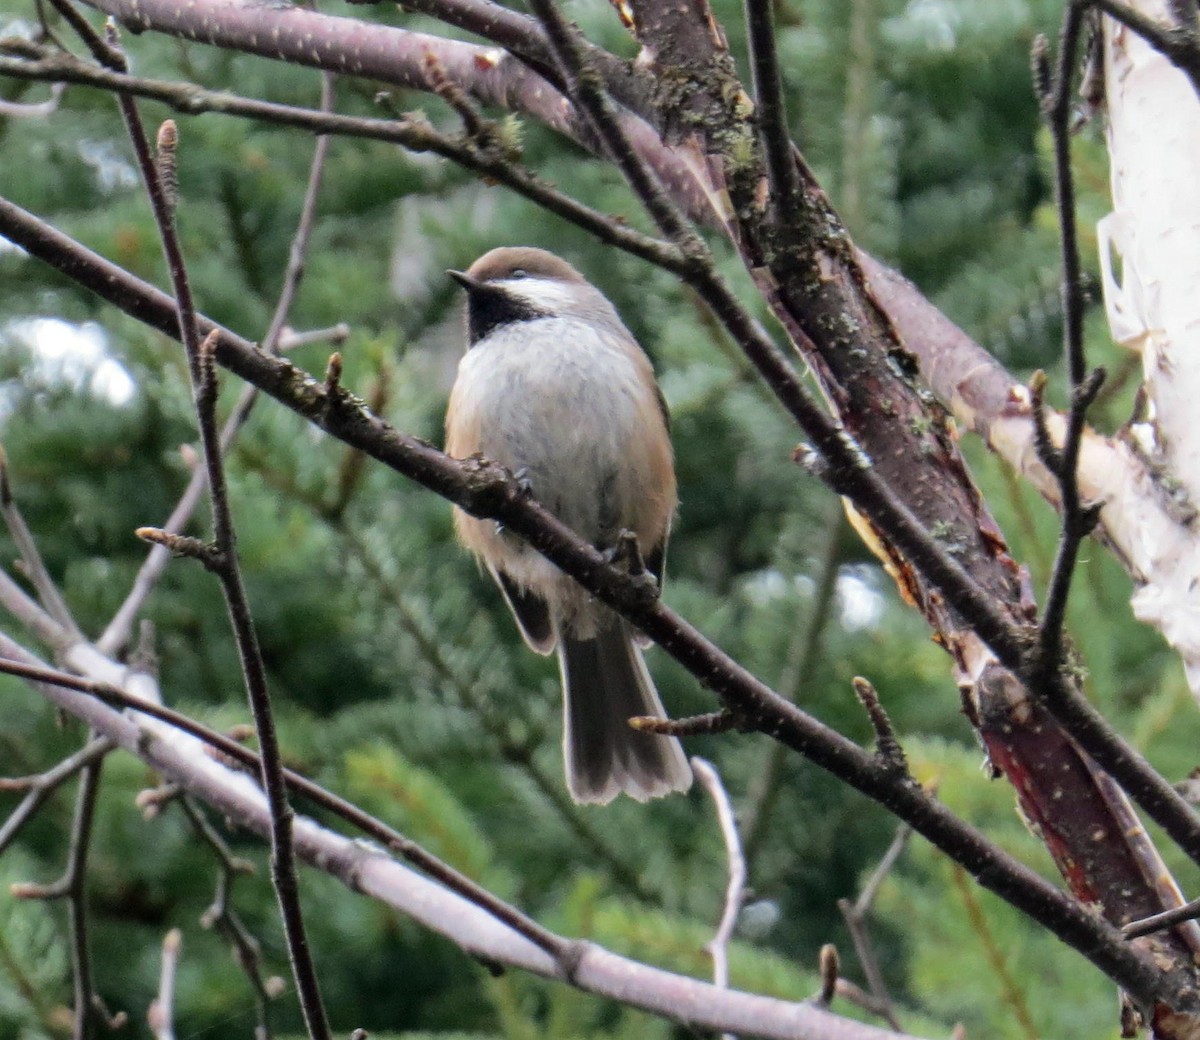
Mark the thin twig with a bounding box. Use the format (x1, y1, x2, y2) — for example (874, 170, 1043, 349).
(423, 49, 492, 141)
(147, 929, 181, 1040)
(743, 0, 799, 207)
(45, 0, 126, 65)
(277, 324, 350, 352)
(693, 757, 746, 1040)
(99, 72, 337, 656)
(1033, 6, 1107, 676)
(1124, 897, 1200, 939)
(13, 752, 126, 1039)
(178, 798, 279, 1039)
(631, 710, 740, 736)
(852, 824, 913, 920)
(0, 450, 83, 640)
(0, 736, 113, 856)
(105, 23, 329, 1024)
(262, 72, 335, 357)
(836, 823, 912, 1032)
(833, 976, 897, 1022)
(850, 677, 908, 777)
(1043, 7, 1089, 391)
(815, 944, 839, 1007)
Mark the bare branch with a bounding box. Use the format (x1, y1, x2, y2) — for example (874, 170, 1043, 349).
(0, 42, 685, 273)
(0, 641, 927, 1040)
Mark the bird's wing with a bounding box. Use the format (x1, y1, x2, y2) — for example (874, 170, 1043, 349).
(492, 566, 556, 655)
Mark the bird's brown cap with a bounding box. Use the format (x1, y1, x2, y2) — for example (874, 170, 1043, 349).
(462, 246, 588, 286)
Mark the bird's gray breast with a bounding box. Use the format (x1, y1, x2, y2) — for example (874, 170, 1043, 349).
(459, 317, 647, 544)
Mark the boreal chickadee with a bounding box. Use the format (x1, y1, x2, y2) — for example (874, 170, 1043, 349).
(445, 246, 692, 805)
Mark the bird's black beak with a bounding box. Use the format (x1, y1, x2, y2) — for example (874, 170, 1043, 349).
(447, 269, 483, 293)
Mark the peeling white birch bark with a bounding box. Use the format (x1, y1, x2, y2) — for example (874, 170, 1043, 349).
(1099, 4, 1200, 694)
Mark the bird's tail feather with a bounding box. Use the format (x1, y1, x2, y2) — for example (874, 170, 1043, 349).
(558, 615, 692, 805)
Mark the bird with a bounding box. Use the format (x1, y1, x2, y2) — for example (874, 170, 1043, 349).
(444, 246, 693, 805)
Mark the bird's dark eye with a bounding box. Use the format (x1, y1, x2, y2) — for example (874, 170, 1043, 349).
(509, 268, 528, 280)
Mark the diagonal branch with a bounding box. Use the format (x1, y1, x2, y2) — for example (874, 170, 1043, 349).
(0, 641, 924, 1040)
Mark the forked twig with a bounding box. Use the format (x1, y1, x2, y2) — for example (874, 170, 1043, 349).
(178, 797, 281, 1039)
(13, 752, 127, 1037)
(0, 736, 112, 856)
(836, 823, 912, 1032)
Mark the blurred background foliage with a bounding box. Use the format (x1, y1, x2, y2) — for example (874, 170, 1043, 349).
(0, 0, 1188, 1037)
